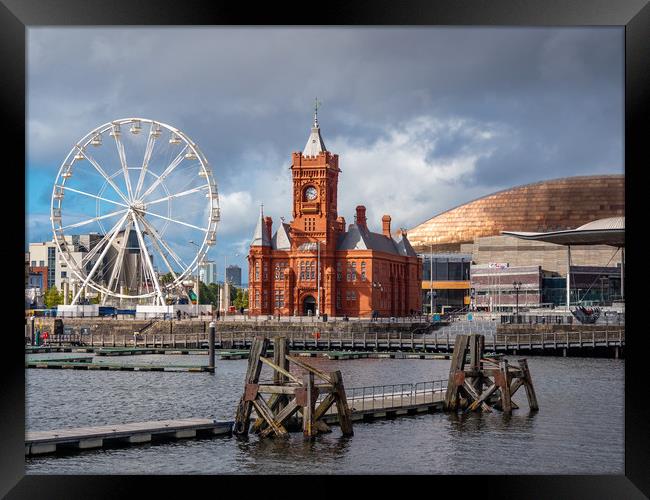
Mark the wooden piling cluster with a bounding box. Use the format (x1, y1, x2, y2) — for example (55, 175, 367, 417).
(444, 334, 539, 414)
(233, 336, 354, 438)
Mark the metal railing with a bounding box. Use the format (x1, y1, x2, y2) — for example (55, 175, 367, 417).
(319, 379, 447, 414)
(215, 315, 430, 324)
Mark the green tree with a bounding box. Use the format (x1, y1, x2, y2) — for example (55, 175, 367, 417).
(230, 285, 239, 304)
(44, 286, 63, 308)
(233, 288, 248, 309)
(208, 283, 221, 306)
(159, 272, 174, 286)
(199, 281, 215, 305)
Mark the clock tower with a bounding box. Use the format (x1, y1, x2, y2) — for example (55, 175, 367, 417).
(289, 106, 342, 247)
(248, 102, 422, 318)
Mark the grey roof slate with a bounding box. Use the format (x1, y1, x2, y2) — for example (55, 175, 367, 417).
(336, 223, 417, 257)
(396, 235, 418, 257)
(272, 223, 292, 250)
(303, 123, 326, 156)
(251, 209, 271, 247)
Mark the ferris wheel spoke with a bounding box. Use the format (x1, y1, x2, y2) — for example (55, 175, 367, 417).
(133, 124, 158, 200)
(76, 146, 131, 205)
(60, 208, 128, 231)
(59, 185, 130, 209)
(130, 212, 165, 305)
(141, 210, 209, 232)
(79, 210, 130, 268)
(137, 215, 190, 275)
(139, 145, 188, 200)
(111, 126, 135, 201)
(145, 185, 209, 207)
(102, 219, 132, 300)
(71, 211, 130, 304)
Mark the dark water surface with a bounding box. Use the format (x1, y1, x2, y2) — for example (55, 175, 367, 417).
(25, 355, 624, 474)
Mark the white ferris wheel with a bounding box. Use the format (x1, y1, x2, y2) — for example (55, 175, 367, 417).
(50, 118, 219, 306)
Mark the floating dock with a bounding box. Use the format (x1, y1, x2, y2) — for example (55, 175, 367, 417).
(26, 418, 233, 455)
(25, 360, 213, 372)
(25, 382, 447, 456)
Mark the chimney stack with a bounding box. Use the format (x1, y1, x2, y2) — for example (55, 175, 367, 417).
(382, 215, 392, 238)
(264, 216, 273, 238)
(355, 205, 367, 230)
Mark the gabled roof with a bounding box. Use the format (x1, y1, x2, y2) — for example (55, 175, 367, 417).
(251, 207, 271, 247)
(272, 223, 292, 250)
(336, 224, 369, 251)
(396, 235, 417, 257)
(336, 223, 417, 257)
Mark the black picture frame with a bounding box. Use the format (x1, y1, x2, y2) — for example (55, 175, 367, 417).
(3, 0, 647, 497)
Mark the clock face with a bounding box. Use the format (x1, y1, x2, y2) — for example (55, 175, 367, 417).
(304, 186, 318, 201)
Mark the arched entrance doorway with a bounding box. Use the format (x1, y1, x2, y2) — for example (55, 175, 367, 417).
(303, 295, 316, 316)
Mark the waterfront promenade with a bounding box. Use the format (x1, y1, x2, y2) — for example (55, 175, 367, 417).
(27, 325, 625, 358)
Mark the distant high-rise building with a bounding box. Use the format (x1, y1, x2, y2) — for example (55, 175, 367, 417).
(28, 234, 104, 292)
(199, 261, 218, 284)
(226, 265, 242, 286)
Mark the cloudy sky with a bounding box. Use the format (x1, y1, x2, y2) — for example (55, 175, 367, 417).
(26, 27, 623, 278)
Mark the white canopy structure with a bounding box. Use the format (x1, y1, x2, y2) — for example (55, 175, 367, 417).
(502, 217, 625, 310)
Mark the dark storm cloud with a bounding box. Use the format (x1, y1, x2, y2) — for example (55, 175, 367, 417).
(27, 27, 623, 264)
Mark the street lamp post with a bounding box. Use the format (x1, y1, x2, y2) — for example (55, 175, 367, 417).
(429, 245, 434, 316)
(372, 281, 383, 319)
(316, 241, 324, 318)
(189, 240, 200, 318)
(513, 281, 522, 321)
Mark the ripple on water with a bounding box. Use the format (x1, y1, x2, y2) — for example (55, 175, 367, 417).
(26, 355, 624, 474)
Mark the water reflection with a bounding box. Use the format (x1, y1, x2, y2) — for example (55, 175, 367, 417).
(26, 355, 623, 474)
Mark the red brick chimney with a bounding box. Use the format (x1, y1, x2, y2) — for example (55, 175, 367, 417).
(382, 215, 392, 238)
(264, 216, 272, 238)
(355, 205, 367, 230)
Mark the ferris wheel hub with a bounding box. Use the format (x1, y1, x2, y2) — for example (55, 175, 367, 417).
(131, 200, 147, 213)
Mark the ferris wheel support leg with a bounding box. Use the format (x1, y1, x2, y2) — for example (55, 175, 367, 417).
(138, 215, 192, 304)
(130, 213, 165, 306)
(71, 212, 130, 305)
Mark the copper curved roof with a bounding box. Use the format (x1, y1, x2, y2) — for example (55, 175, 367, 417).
(407, 175, 624, 252)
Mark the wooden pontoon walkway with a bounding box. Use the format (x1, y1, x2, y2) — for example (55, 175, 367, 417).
(26, 382, 448, 456)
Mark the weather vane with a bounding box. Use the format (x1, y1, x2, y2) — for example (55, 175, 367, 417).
(314, 97, 321, 125)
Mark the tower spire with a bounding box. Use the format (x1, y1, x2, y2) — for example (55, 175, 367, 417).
(251, 203, 271, 247)
(303, 98, 326, 156)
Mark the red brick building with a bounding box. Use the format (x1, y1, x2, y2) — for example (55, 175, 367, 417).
(247, 113, 422, 317)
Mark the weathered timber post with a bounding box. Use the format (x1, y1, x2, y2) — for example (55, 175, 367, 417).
(517, 359, 538, 411)
(444, 334, 469, 410)
(208, 322, 215, 372)
(498, 359, 512, 414)
(467, 334, 483, 394)
(303, 372, 315, 438)
(331, 370, 354, 436)
(233, 336, 269, 436)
